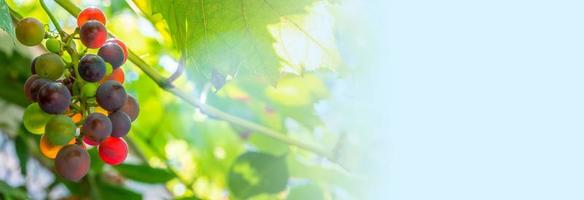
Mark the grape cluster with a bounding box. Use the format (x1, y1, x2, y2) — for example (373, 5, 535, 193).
(18, 8, 140, 182)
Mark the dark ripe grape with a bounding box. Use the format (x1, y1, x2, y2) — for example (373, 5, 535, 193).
(24, 74, 39, 101)
(38, 82, 71, 114)
(80, 20, 107, 48)
(96, 81, 127, 111)
(120, 95, 139, 122)
(45, 115, 77, 146)
(55, 144, 90, 182)
(108, 111, 131, 137)
(30, 56, 38, 74)
(35, 53, 66, 80)
(16, 17, 45, 46)
(106, 39, 128, 62)
(98, 137, 127, 165)
(77, 7, 106, 28)
(61, 75, 76, 95)
(78, 54, 106, 82)
(28, 78, 50, 102)
(82, 113, 112, 144)
(98, 42, 125, 69)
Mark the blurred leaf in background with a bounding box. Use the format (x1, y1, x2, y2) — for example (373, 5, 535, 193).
(0, 0, 14, 37)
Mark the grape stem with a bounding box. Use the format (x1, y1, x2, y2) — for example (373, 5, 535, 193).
(16, 0, 338, 164)
(39, 0, 66, 38)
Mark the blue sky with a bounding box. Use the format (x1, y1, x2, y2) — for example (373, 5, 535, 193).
(355, 0, 584, 199)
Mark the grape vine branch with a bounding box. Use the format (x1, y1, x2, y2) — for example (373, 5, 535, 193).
(12, 0, 339, 163)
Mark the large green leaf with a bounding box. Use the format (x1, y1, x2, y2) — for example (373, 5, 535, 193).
(228, 151, 288, 199)
(0, 0, 13, 37)
(149, 0, 316, 85)
(115, 164, 175, 184)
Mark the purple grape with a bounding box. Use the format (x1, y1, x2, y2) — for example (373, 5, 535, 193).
(98, 42, 125, 69)
(82, 113, 112, 144)
(55, 144, 90, 182)
(109, 111, 131, 137)
(120, 95, 139, 122)
(38, 82, 71, 114)
(30, 56, 38, 74)
(96, 81, 127, 111)
(24, 75, 39, 101)
(78, 54, 106, 82)
(28, 78, 50, 102)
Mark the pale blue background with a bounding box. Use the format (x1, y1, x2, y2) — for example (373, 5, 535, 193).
(358, 0, 584, 199)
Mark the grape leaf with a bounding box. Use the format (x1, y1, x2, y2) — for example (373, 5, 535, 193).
(149, 0, 316, 85)
(115, 164, 175, 183)
(228, 151, 288, 198)
(88, 148, 104, 172)
(14, 135, 28, 176)
(0, 0, 13, 37)
(95, 178, 142, 200)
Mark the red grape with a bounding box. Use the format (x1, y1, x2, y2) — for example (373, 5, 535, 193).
(77, 7, 106, 28)
(80, 20, 107, 48)
(100, 68, 124, 84)
(83, 135, 99, 146)
(98, 137, 128, 165)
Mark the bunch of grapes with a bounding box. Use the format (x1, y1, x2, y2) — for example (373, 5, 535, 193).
(18, 8, 140, 182)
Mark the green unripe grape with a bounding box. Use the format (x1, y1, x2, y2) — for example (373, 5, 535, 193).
(45, 115, 77, 145)
(46, 38, 62, 54)
(104, 62, 113, 76)
(35, 53, 66, 80)
(16, 17, 45, 46)
(23, 103, 52, 134)
(81, 83, 98, 98)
